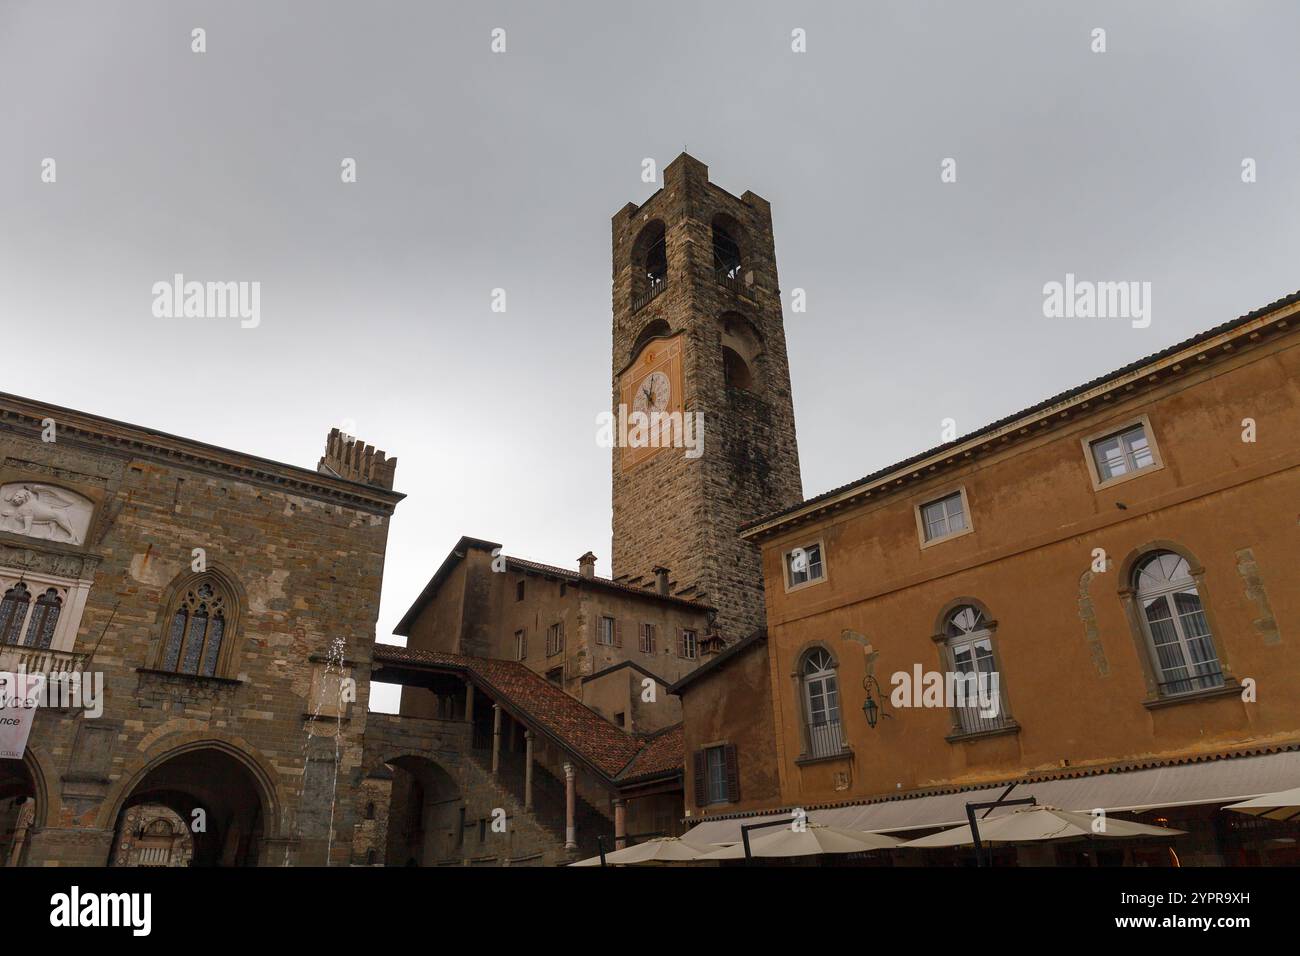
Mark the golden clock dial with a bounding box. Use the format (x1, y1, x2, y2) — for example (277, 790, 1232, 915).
(633, 370, 671, 416)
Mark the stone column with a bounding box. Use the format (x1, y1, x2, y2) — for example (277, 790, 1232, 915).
(464, 679, 474, 725)
(524, 730, 535, 811)
(563, 762, 577, 850)
(491, 704, 502, 776)
(613, 798, 627, 850)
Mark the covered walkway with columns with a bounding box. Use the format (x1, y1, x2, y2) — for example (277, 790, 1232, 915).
(367, 644, 684, 863)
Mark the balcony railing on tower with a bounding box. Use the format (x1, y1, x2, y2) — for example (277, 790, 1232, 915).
(632, 275, 666, 312)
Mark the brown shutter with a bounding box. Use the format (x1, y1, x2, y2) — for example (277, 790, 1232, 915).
(693, 750, 708, 807)
(676, 627, 685, 658)
(614, 618, 622, 647)
(724, 744, 741, 803)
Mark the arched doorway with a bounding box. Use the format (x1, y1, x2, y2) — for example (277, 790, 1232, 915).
(0, 755, 39, 867)
(384, 756, 462, 866)
(109, 745, 271, 867)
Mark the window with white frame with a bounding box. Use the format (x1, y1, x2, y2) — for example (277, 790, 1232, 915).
(705, 745, 728, 804)
(784, 542, 824, 588)
(1090, 423, 1156, 483)
(0, 567, 91, 658)
(801, 648, 843, 758)
(597, 616, 616, 646)
(944, 606, 1008, 734)
(679, 628, 697, 660)
(1134, 551, 1224, 696)
(920, 491, 967, 543)
(514, 629, 526, 661)
(639, 622, 656, 654)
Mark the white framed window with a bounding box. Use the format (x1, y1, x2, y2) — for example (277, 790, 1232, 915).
(597, 616, 616, 646)
(546, 622, 564, 657)
(783, 540, 826, 592)
(1134, 551, 1224, 697)
(0, 566, 92, 665)
(1081, 414, 1164, 490)
(705, 745, 728, 804)
(801, 648, 843, 758)
(679, 628, 698, 660)
(639, 622, 656, 654)
(944, 606, 1009, 735)
(916, 489, 972, 547)
(514, 629, 527, 661)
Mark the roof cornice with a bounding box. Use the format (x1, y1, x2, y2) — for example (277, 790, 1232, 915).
(741, 297, 1299, 541)
(0, 391, 405, 514)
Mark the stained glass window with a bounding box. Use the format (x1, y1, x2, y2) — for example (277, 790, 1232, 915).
(160, 576, 231, 677)
(0, 584, 31, 646)
(23, 588, 62, 649)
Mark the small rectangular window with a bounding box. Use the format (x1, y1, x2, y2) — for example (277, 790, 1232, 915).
(920, 491, 967, 543)
(597, 616, 616, 646)
(514, 629, 526, 661)
(546, 622, 564, 656)
(639, 623, 656, 654)
(680, 629, 698, 660)
(515, 580, 525, 602)
(705, 746, 728, 805)
(785, 542, 825, 588)
(1090, 423, 1155, 483)
(614, 711, 626, 728)
(546, 666, 563, 686)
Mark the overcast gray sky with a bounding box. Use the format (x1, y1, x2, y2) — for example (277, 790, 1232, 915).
(4, 2, 1298, 711)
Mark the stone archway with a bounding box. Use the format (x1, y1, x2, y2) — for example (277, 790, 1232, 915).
(384, 755, 462, 867)
(105, 743, 279, 867)
(0, 752, 43, 866)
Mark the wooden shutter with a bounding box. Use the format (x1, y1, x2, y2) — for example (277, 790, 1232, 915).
(693, 750, 708, 806)
(724, 744, 741, 803)
(614, 618, 623, 647)
(676, 627, 685, 658)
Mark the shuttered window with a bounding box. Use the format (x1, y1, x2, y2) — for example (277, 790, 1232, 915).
(696, 745, 740, 806)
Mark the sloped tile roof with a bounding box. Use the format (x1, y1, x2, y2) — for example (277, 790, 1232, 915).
(616, 723, 684, 783)
(373, 644, 676, 782)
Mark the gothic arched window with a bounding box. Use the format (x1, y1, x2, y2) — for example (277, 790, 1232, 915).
(0, 583, 31, 645)
(159, 576, 235, 677)
(1134, 551, 1223, 696)
(23, 588, 62, 650)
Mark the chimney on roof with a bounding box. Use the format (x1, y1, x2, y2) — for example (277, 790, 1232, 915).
(578, 552, 597, 579)
(699, 613, 727, 658)
(318, 428, 397, 490)
(653, 566, 670, 596)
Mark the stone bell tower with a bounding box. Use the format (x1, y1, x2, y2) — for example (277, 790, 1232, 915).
(609, 153, 802, 639)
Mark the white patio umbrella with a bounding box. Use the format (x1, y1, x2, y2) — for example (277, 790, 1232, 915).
(1224, 786, 1300, 822)
(699, 824, 902, 859)
(900, 805, 1184, 848)
(569, 836, 714, 866)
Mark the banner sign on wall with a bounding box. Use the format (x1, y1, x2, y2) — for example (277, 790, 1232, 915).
(0, 672, 44, 760)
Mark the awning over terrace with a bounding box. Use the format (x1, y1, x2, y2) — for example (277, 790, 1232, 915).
(682, 749, 1300, 845)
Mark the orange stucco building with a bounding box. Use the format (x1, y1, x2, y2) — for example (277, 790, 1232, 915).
(683, 291, 1300, 865)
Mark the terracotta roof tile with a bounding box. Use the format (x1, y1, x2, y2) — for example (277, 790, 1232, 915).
(373, 644, 647, 779)
(617, 724, 684, 782)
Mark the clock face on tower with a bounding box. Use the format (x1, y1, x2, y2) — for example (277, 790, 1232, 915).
(633, 371, 671, 417)
(619, 332, 684, 471)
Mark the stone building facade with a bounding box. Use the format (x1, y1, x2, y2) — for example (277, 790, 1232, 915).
(610, 153, 804, 640)
(0, 394, 402, 867)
